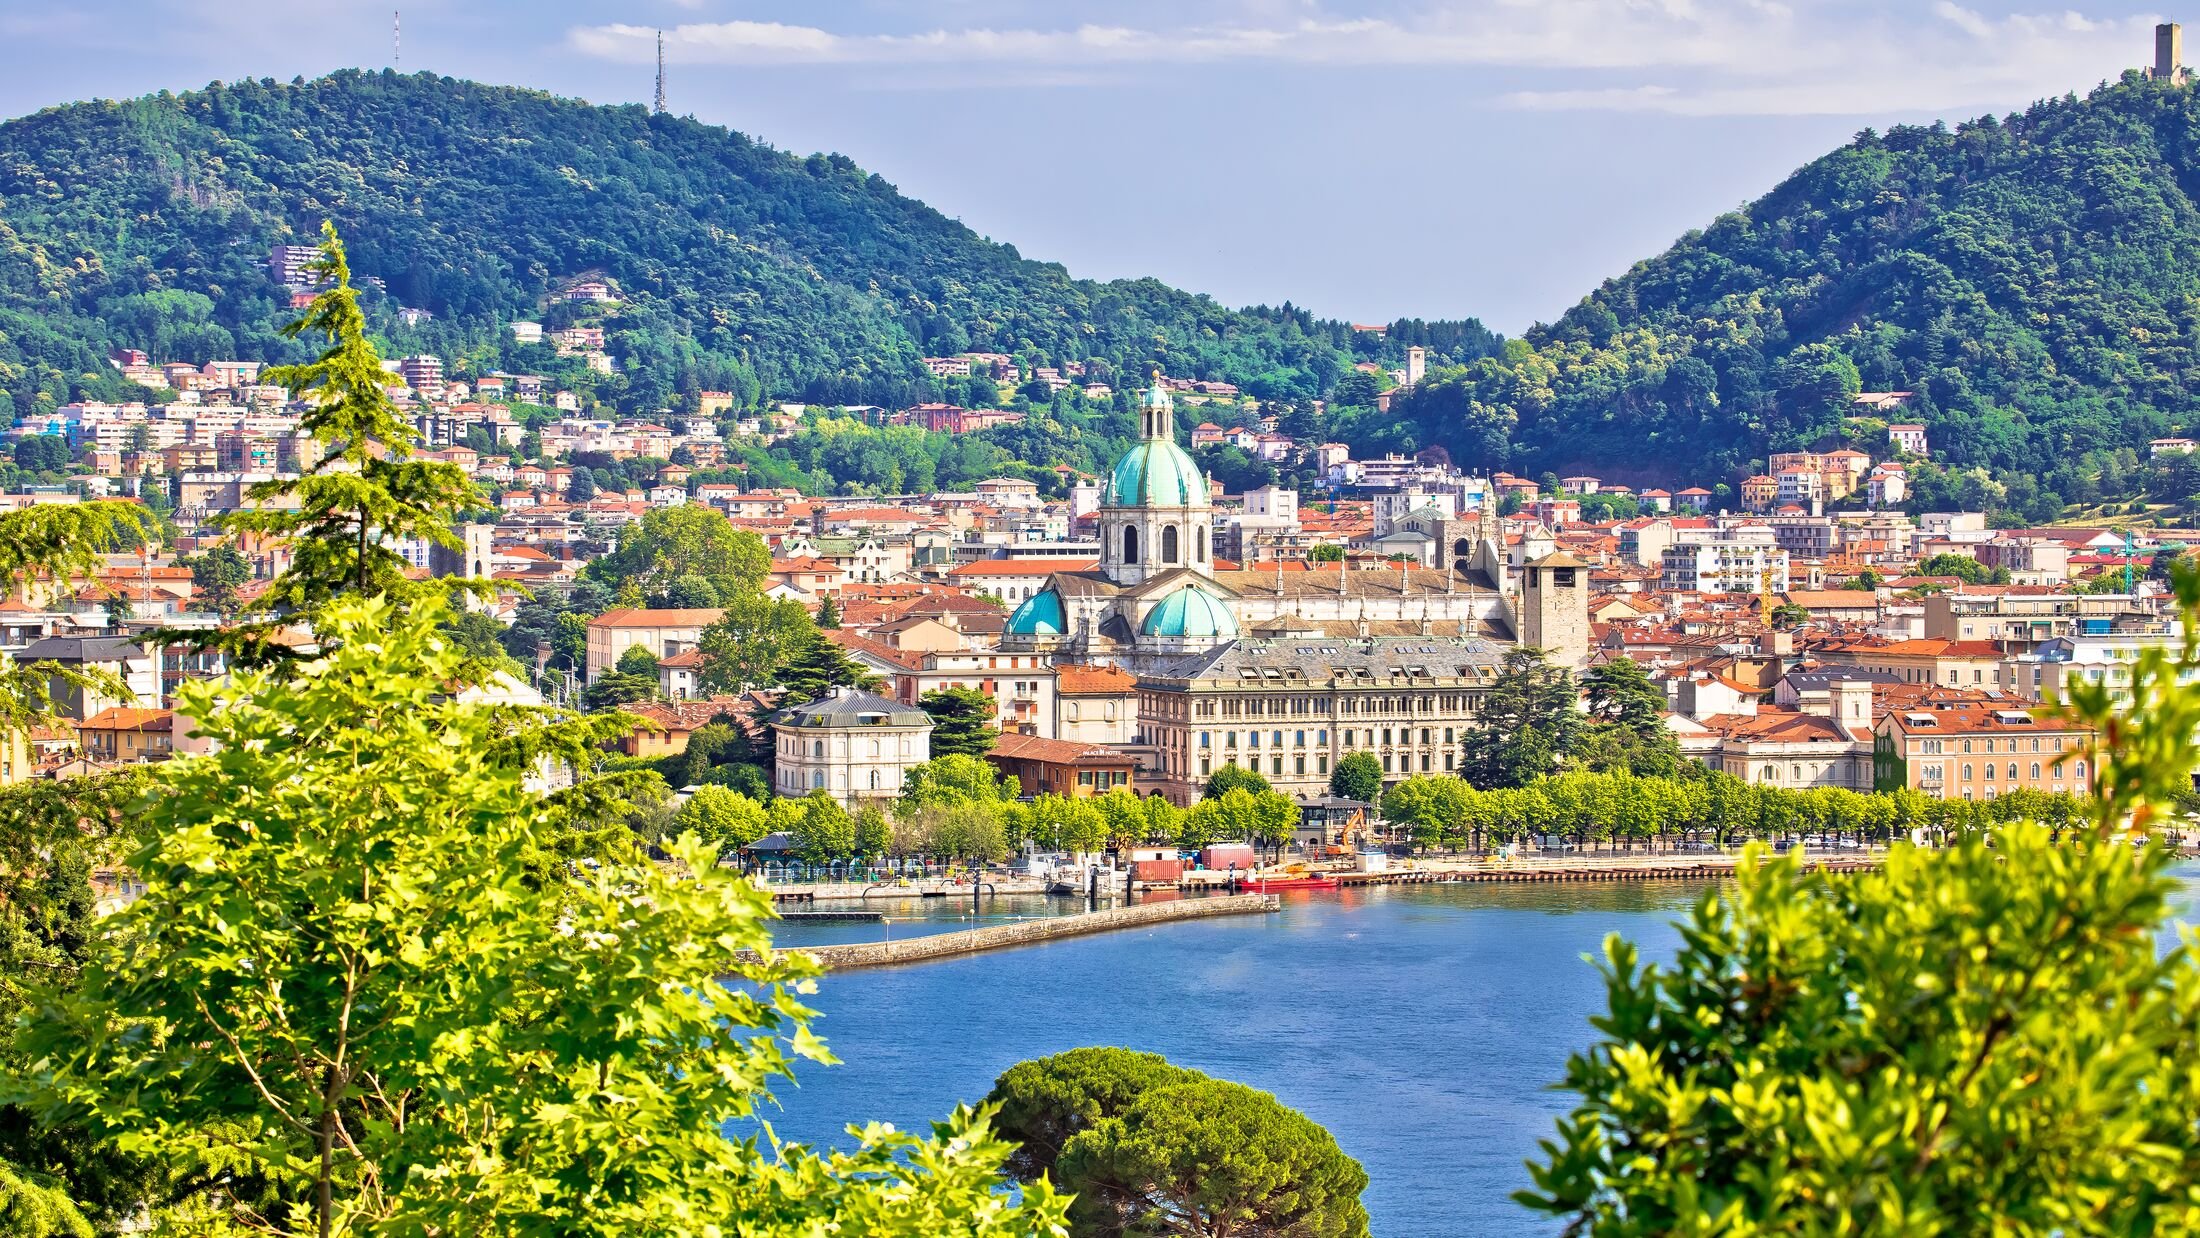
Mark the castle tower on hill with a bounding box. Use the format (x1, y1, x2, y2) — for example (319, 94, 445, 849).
(2153, 22, 2187, 85)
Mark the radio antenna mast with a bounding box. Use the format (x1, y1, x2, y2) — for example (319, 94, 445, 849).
(654, 30, 667, 113)
(393, 11, 401, 66)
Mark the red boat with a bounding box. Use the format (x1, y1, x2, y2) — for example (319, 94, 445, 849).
(1242, 874, 1340, 892)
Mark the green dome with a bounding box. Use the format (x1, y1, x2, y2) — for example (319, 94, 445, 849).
(1006, 588, 1066, 637)
(1141, 583, 1239, 640)
(1106, 440, 1207, 508)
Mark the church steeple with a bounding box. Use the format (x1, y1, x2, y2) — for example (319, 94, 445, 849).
(1142, 379, 1175, 441)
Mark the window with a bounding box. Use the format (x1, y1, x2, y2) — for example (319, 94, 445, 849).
(1273, 731, 1284, 747)
(1963, 764, 1974, 781)
(813, 740, 824, 757)
(1124, 526, 1140, 563)
(2030, 762, 2042, 779)
(868, 739, 880, 757)
(811, 770, 826, 789)
(1382, 755, 1393, 772)
(1199, 526, 1209, 560)
(869, 770, 880, 790)
(1962, 740, 1972, 754)
(2008, 763, 2018, 781)
(1318, 754, 1330, 774)
(1296, 756, 1307, 775)
(1271, 756, 1283, 776)
(1162, 525, 1180, 563)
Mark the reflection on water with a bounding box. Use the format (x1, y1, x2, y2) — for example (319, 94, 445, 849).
(748, 862, 2200, 1238)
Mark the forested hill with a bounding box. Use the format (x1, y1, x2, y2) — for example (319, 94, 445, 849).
(1392, 71, 2200, 500)
(0, 69, 1494, 421)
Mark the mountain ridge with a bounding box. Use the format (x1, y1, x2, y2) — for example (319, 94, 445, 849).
(0, 69, 1494, 425)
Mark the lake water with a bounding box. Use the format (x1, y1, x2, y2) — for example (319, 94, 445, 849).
(753, 867, 2200, 1237)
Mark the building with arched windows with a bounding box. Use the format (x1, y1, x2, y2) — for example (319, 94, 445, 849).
(769, 686, 933, 806)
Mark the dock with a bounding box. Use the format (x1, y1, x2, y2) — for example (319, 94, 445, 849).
(782, 893, 1279, 971)
(777, 909, 886, 923)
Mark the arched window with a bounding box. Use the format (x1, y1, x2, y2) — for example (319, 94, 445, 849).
(811, 770, 826, 790)
(1761, 763, 1776, 782)
(1124, 526, 1140, 563)
(1162, 525, 1180, 563)
(1454, 538, 1473, 561)
(2008, 763, 2018, 781)
(1791, 764, 1802, 781)
(1963, 764, 1974, 781)
(868, 738, 880, 757)
(812, 740, 824, 757)
(870, 769, 880, 790)
(1962, 740, 1973, 753)
(2030, 762, 2042, 779)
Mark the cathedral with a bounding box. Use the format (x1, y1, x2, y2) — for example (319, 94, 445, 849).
(1003, 381, 1591, 672)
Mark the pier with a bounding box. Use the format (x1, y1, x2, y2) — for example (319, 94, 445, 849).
(782, 893, 1279, 971)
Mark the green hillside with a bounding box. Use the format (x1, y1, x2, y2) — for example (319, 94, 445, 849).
(0, 70, 1493, 426)
(1391, 71, 2200, 507)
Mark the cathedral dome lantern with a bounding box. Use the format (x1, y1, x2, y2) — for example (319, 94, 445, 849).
(1098, 378, 1214, 586)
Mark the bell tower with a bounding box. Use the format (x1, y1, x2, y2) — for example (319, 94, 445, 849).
(1518, 550, 1591, 670)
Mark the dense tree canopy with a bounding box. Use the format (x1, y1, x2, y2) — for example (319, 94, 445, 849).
(0, 70, 1486, 425)
(1382, 75, 2200, 489)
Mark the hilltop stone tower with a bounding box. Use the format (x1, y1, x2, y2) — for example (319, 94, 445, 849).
(2153, 22, 2188, 84)
(1518, 550, 1592, 671)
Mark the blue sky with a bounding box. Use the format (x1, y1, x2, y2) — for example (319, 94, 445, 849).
(0, 2, 2174, 333)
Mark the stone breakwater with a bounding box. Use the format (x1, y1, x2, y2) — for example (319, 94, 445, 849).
(776, 894, 1280, 971)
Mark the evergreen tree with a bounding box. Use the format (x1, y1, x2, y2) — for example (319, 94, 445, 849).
(815, 594, 841, 630)
(777, 629, 878, 704)
(1459, 648, 1580, 788)
(223, 224, 482, 624)
(919, 686, 999, 758)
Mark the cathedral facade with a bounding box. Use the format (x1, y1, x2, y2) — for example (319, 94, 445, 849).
(1004, 380, 1579, 673)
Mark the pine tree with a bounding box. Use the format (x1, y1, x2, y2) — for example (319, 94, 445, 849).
(816, 594, 842, 629)
(777, 630, 877, 704)
(919, 686, 1000, 758)
(222, 223, 483, 624)
(1459, 648, 1580, 788)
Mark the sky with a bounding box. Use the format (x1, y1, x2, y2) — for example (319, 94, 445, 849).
(0, 1, 2177, 333)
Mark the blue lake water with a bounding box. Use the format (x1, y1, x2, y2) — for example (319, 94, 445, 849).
(752, 867, 2200, 1237)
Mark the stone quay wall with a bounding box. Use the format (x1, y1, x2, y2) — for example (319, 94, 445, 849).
(788, 893, 1279, 971)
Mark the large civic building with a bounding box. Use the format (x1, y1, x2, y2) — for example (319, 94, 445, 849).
(1001, 382, 1558, 670)
(1001, 379, 1595, 803)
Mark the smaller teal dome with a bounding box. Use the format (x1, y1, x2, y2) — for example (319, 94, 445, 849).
(1141, 583, 1239, 640)
(1007, 589, 1066, 636)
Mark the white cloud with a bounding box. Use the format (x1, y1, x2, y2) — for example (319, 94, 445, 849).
(568, 3, 2166, 116)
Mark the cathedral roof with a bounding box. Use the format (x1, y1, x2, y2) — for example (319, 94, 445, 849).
(1005, 588, 1067, 637)
(1141, 582, 1240, 640)
(1105, 439, 1207, 508)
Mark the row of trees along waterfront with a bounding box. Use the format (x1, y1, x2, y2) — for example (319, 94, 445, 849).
(1379, 770, 2093, 854)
